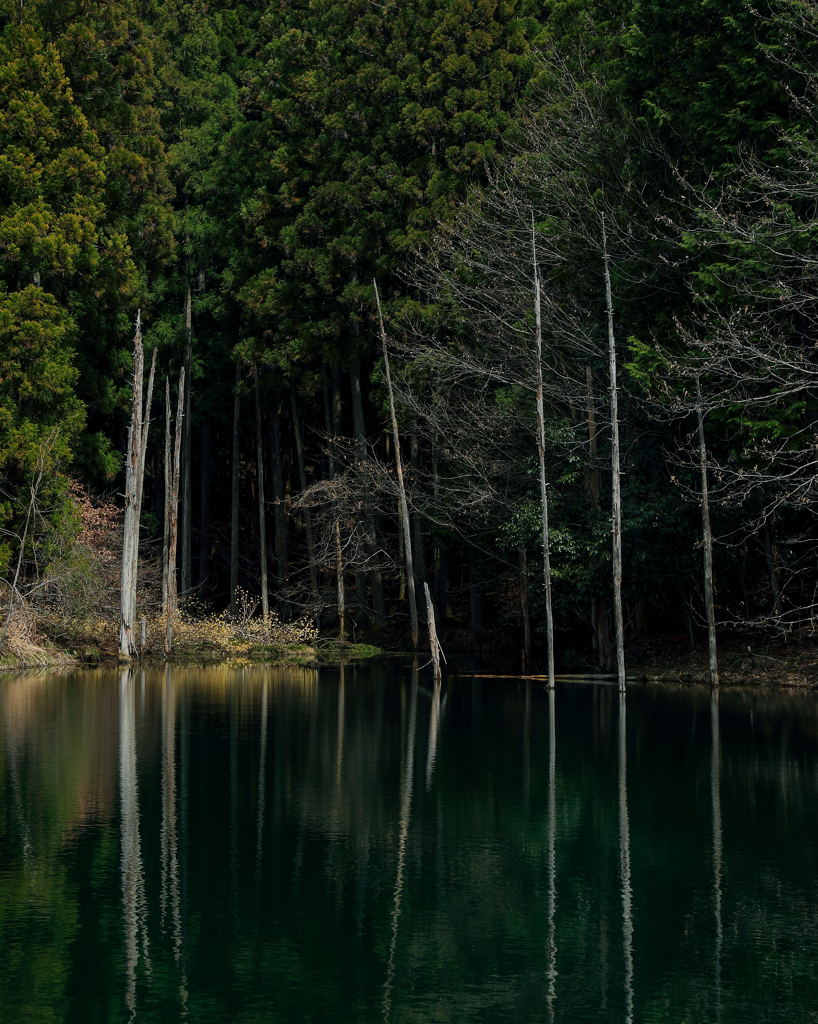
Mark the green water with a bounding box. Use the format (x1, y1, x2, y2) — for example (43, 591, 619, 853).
(1, 665, 816, 1023)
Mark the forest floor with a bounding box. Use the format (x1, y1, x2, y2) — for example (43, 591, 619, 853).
(627, 632, 818, 688)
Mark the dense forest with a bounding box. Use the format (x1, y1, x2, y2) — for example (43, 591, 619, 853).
(3, 0, 818, 672)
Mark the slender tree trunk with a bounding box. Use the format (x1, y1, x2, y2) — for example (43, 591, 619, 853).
(520, 547, 532, 671)
(270, 405, 289, 619)
(199, 423, 211, 592)
(290, 383, 319, 598)
(602, 216, 626, 692)
(162, 380, 171, 616)
(375, 280, 418, 648)
(182, 286, 192, 600)
(255, 379, 269, 622)
(230, 363, 241, 615)
(120, 314, 145, 659)
(349, 360, 386, 623)
(586, 367, 611, 670)
(532, 219, 556, 690)
(697, 377, 719, 687)
(165, 368, 185, 658)
(130, 347, 156, 642)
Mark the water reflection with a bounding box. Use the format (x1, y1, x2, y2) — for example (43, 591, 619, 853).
(3, 668, 818, 1023)
(119, 669, 150, 1017)
(619, 691, 634, 1024)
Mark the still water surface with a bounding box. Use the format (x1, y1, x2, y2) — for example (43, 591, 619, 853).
(1, 664, 817, 1023)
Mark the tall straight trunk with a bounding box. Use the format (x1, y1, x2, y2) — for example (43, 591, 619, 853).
(324, 370, 344, 628)
(290, 383, 318, 597)
(181, 286, 192, 599)
(199, 423, 211, 592)
(270, 405, 288, 619)
(410, 432, 426, 587)
(162, 380, 171, 615)
(255, 379, 269, 622)
(696, 378, 719, 687)
(602, 216, 626, 692)
(349, 361, 386, 623)
(165, 369, 185, 658)
(375, 280, 418, 648)
(230, 363, 241, 614)
(520, 547, 532, 671)
(130, 348, 156, 638)
(120, 314, 146, 659)
(532, 219, 555, 691)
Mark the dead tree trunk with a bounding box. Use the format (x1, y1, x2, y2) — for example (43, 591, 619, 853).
(165, 368, 185, 658)
(230, 363, 241, 614)
(424, 582, 442, 683)
(255, 378, 269, 622)
(532, 220, 555, 691)
(181, 286, 192, 600)
(375, 280, 418, 648)
(162, 380, 171, 615)
(602, 216, 626, 692)
(697, 377, 719, 687)
(130, 347, 156, 644)
(290, 383, 319, 599)
(120, 314, 145, 659)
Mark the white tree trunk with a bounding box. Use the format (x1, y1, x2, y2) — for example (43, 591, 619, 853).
(165, 368, 185, 658)
(697, 377, 719, 687)
(531, 218, 555, 691)
(602, 217, 626, 692)
(120, 314, 145, 659)
(375, 279, 418, 649)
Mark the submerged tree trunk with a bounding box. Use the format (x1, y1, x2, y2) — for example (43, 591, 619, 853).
(230, 363, 241, 615)
(290, 383, 318, 599)
(424, 582, 442, 684)
(602, 216, 626, 692)
(270, 404, 289, 619)
(165, 368, 185, 658)
(375, 280, 418, 648)
(255, 379, 269, 622)
(697, 377, 719, 688)
(532, 219, 555, 691)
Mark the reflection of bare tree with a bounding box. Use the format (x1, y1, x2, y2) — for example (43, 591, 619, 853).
(711, 690, 722, 1023)
(618, 692, 633, 1024)
(425, 681, 445, 792)
(256, 677, 269, 886)
(336, 666, 345, 787)
(546, 687, 557, 1022)
(160, 668, 188, 1013)
(383, 662, 418, 1024)
(119, 669, 150, 1018)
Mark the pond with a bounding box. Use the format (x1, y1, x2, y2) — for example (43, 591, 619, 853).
(1, 664, 816, 1023)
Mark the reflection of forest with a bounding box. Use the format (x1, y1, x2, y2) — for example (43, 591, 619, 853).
(1, 669, 818, 1022)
